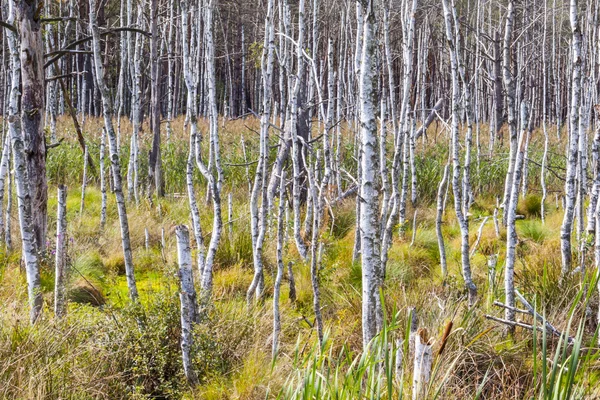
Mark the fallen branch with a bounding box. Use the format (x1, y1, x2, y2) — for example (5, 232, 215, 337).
(484, 314, 540, 331)
(515, 289, 574, 344)
(492, 301, 531, 316)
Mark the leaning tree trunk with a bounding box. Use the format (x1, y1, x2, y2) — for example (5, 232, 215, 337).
(89, 0, 139, 301)
(436, 163, 450, 279)
(505, 102, 529, 333)
(442, 0, 477, 306)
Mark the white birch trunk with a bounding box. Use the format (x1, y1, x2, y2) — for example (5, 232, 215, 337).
(89, 0, 138, 301)
(54, 185, 68, 318)
(412, 329, 432, 400)
(100, 128, 107, 228)
(80, 146, 88, 216)
(358, 0, 381, 349)
(505, 102, 529, 330)
(198, 0, 223, 301)
(442, 0, 477, 305)
(560, 0, 582, 276)
(501, 1, 517, 223)
(7, 0, 42, 323)
(272, 171, 286, 359)
(248, 0, 275, 304)
(436, 164, 449, 278)
(175, 225, 200, 386)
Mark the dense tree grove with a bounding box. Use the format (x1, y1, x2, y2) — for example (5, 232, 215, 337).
(3, 0, 600, 397)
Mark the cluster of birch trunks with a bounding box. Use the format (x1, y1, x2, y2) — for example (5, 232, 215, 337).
(2, 0, 600, 387)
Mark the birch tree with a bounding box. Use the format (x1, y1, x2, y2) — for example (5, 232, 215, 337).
(247, 0, 275, 304)
(89, 0, 139, 301)
(357, 0, 382, 349)
(17, 0, 47, 251)
(198, 0, 223, 301)
(175, 225, 200, 386)
(442, 0, 477, 306)
(505, 102, 529, 331)
(54, 185, 68, 318)
(7, 0, 42, 323)
(560, 0, 582, 276)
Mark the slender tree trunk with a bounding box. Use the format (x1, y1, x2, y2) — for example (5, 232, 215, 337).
(175, 225, 200, 386)
(89, 0, 139, 301)
(442, 0, 477, 306)
(272, 171, 286, 359)
(248, 0, 275, 305)
(561, 0, 582, 277)
(148, 0, 164, 198)
(436, 163, 449, 279)
(358, 0, 381, 349)
(54, 185, 68, 318)
(198, 0, 223, 301)
(501, 1, 517, 224)
(505, 102, 529, 332)
(80, 146, 88, 216)
(288, 0, 308, 260)
(100, 129, 107, 228)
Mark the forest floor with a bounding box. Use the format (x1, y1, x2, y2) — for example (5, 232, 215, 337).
(1, 116, 599, 399)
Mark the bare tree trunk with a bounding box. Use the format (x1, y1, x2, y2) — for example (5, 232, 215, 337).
(561, 0, 582, 277)
(436, 164, 449, 279)
(541, 1, 549, 225)
(127, 6, 143, 204)
(54, 185, 68, 318)
(248, 0, 275, 304)
(442, 0, 477, 306)
(89, 0, 138, 301)
(100, 129, 107, 228)
(288, 0, 309, 260)
(413, 329, 432, 400)
(175, 225, 200, 386)
(6, 153, 12, 252)
(0, 126, 11, 244)
(198, 0, 223, 301)
(7, 0, 42, 324)
(80, 146, 88, 216)
(272, 171, 285, 359)
(358, 0, 381, 349)
(501, 1, 517, 223)
(505, 102, 529, 332)
(148, 0, 164, 198)
(17, 0, 47, 252)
